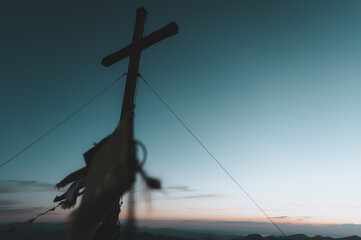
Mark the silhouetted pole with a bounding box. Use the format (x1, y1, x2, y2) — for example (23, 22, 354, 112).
(118, 7, 146, 119)
(96, 6, 178, 240)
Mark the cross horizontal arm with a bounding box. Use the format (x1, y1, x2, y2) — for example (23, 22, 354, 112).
(101, 22, 178, 67)
(101, 45, 131, 67)
(139, 21, 178, 52)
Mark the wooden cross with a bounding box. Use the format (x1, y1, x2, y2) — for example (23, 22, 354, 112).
(96, 7, 178, 240)
(102, 6, 178, 119)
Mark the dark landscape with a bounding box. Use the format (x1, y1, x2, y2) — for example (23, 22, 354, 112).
(0, 223, 360, 240)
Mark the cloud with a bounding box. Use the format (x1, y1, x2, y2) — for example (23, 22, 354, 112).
(285, 203, 361, 210)
(163, 185, 194, 192)
(0, 200, 21, 206)
(182, 194, 219, 199)
(0, 181, 64, 222)
(272, 216, 288, 219)
(297, 216, 311, 221)
(0, 198, 40, 215)
(169, 194, 219, 200)
(0, 206, 50, 215)
(0, 180, 59, 194)
(0, 198, 59, 221)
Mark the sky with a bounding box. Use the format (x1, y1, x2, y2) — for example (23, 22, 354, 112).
(1, 0, 361, 237)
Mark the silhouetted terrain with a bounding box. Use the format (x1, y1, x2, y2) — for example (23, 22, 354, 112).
(0, 223, 360, 240)
(0, 222, 68, 240)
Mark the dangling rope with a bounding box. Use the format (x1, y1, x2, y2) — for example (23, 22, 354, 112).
(135, 140, 147, 166)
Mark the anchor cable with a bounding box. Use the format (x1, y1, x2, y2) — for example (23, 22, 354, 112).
(138, 74, 288, 238)
(0, 73, 127, 169)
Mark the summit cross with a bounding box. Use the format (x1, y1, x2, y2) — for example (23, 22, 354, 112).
(102, 6, 178, 119)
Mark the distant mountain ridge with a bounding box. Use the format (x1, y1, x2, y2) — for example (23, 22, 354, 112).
(233, 234, 361, 240)
(0, 223, 360, 240)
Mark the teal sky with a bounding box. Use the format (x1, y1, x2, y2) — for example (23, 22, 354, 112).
(1, 0, 361, 237)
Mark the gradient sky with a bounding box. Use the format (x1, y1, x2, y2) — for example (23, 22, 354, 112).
(1, 0, 361, 237)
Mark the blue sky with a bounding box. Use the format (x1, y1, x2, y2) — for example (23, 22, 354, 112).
(1, 0, 361, 237)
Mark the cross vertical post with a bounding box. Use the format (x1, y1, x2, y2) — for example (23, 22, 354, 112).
(120, 7, 147, 119)
(96, 6, 178, 240)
